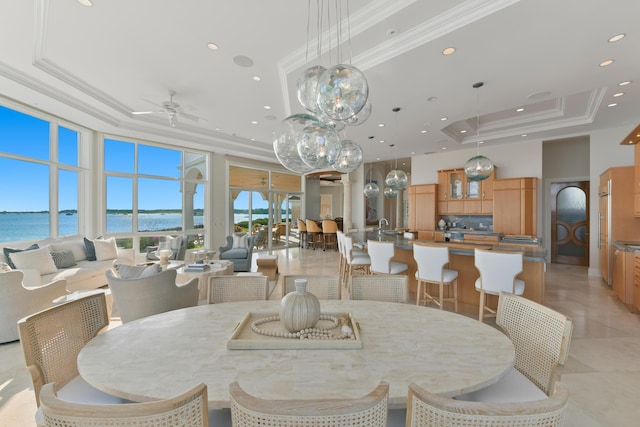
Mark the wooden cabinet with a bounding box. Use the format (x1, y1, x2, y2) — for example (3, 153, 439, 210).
(613, 248, 635, 308)
(408, 184, 437, 238)
(463, 234, 499, 244)
(437, 168, 496, 215)
(492, 177, 537, 235)
(635, 143, 640, 216)
(634, 254, 640, 312)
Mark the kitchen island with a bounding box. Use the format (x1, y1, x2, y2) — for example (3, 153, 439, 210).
(350, 231, 548, 313)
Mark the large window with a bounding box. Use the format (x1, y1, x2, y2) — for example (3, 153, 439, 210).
(0, 105, 81, 242)
(103, 138, 207, 253)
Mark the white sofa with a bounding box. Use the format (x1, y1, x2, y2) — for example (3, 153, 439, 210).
(1, 237, 134, 292)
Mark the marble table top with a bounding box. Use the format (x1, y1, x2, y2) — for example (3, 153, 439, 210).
(78, 300, 514, 410)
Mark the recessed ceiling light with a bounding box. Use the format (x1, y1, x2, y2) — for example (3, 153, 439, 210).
(250, 138, 255, 141)
(263, 105, 271, 109)
(252, 76, 261, 81)
(608, 34, 625, 43)
(420, 130, 427, 134)
(599, 59, 614, 67)
(378, 123, 385, 127)
(207, 42, 219, 50)
(516, 108, 525, 112)
(250, 121, 258, 125)
(460, 130, 467, 134)
(411, 152, 415, 155)
(379, 140, 385, 144)
(521, 134, 528, 137)
(613, 92, 624, 97)
(376, 157, 381, 161)
(442, 47, 456, 55)
(441, 147, 447, 150)
(478, 141, 484, 144)
(77, 0, 92, 6)
(440, 117, 447, 121)
(618, 81, 632, 86)
(608, 103, 618, 107)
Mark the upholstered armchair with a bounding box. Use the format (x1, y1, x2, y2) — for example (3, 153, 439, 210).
(106, 269, 199, 323)
(146, 235, 188, 261)
(0, 270, 68, 343)
(219, 235, 255, 272)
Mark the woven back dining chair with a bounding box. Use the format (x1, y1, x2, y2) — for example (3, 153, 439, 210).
(350, 274, 409, 303)
(40, 382, 208, 427)
(208, 274, 269, 304)
(406, 381, 569, 427)
(457, 292, 573, 404)
(18, 293, 128, 426)
(230, 380, 389, 427)
(283, 275, 341, 300)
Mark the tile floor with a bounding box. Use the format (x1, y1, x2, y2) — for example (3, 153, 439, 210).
(1, 246, 639, 426)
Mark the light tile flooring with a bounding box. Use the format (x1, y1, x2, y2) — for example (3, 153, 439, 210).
(1, 247, 639, 426)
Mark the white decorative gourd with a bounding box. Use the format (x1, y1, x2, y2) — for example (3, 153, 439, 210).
(280, 279, 320, 333)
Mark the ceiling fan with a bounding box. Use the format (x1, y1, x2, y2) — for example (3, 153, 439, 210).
(131, 90, 206, 127)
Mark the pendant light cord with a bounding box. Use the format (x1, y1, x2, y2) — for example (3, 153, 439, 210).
(473, 82, 483, 156)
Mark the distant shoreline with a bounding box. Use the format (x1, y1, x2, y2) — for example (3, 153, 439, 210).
(0, 209, 203, 215)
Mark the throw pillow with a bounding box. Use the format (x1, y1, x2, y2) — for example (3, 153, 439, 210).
(93, 238, 118, 261)
(51, 240, 87, 262)
(3, 244, 39, 269)
(84, 237, 97, 261)
(115, 263, 161, 279)
(10, 247, 58, 275)
(51, 250, 77, 269)
(232, 234, 248, 249)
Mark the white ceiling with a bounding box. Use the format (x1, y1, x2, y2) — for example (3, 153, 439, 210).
(1, 0, 639, 168)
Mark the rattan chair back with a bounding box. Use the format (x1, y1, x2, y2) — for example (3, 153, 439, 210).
(18, 293, 109, 406)
(406, 381, 569, 426)
(230, 380, 388, 427)
(496, 292, 573, 395)
(350, 274, 409, 303)
(208, 275, 269, 304)
(40, 382, 208, 427)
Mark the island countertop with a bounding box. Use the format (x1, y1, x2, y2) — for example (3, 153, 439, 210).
(350, 231, 548, 263)
(348, 231, 547, 309)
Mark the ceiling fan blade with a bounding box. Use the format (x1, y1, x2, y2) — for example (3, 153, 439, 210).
(179, 111, 207, 123)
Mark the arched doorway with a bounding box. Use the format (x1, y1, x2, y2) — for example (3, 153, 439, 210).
(551, 181, 589, 265)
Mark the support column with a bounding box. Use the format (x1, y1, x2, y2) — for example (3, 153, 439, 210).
(341, 174, 352, 232)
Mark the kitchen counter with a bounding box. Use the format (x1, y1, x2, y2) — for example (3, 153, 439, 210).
(350, 231, 547, 310)
(613, 241, 640, 254)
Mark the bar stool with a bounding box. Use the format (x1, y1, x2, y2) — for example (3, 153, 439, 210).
(343, 235, 371, 289)
(413, 242, 458, 312)
(305, 219, 323, 250)
(297, 219, 307, 248)
(474, 248, 525, 322)
(322, 219, 338, 250)
(366, 240, 408, 275)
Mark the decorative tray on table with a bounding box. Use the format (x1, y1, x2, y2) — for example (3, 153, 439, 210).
(227, 312, 362, 350)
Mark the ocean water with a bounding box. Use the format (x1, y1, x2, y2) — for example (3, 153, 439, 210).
(0, 212, 204, 243)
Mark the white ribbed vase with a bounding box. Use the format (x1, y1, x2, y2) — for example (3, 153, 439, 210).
(280, 279, 320, 333)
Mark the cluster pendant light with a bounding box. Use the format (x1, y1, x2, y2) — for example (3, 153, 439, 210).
(464, 82, 494, 182)
(273, 0, 369, 175)
(363, 163, 379, 198)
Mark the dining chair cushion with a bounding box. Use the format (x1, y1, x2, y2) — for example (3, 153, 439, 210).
(35, 375, 128, 425)
(475, 278, 525, 295)
(456, 367, 548, 403)
(388, 261, 409, 275)
(417, 268, 458, 283)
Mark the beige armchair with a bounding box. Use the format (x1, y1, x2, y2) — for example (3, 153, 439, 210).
(106, 269, 199, 323)
(1, 270, 67, 343)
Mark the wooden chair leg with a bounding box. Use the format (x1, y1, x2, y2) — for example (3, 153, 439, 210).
(453, 279, 458, 313)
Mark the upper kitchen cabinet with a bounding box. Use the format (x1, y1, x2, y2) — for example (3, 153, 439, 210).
(493, 177, 537, 236)
(409, 184, 437, 238)
(437, 168, 496, 215)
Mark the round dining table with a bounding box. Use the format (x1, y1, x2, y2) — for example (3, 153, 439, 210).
(78, 300, 514, 410)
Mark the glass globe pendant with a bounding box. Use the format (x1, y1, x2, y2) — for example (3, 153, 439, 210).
(273, 114, 318, 173)
(296, 121, 342, 169)
(385, 169, 408, 190)
(296, 65, 326, 114)
(316, 64, 369, 122)
(332, 140, 363, 173)
(363, 182, 379, 198)
(383, 186, 398, 199)
(464, 155, 494, 181)
(464, 82, 494, 182)
(343, 102, 372, 126)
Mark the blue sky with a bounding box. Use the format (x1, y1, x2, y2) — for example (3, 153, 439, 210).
(0, 106, 206, 212)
